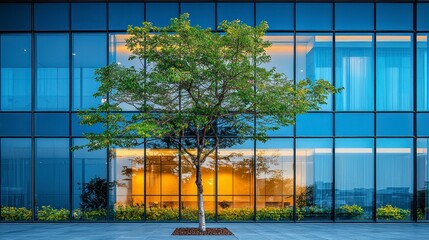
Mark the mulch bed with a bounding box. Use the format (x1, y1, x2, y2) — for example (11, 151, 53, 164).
(172, 228, 234, 236)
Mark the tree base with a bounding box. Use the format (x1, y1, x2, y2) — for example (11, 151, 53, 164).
(172, 228, 233, 235)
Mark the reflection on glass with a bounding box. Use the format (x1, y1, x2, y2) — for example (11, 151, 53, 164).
(417, 138, 429, 221)
(1, 138, 32, 221)
(181, 3, 215, 29)
(335, 138, 374, 221)
(376, 34, 413, 111)
(217, 3, 254, 26)
(296, 139, 332, 221)
(417, 34, 429, 111)
(256, 139, 293, 221)
(335, 34, 374, 111)
(263, 34, 293, 80)
(376, 138, 413, 221)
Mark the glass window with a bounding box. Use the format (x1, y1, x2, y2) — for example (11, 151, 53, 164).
(1, 138, 32, 221)
(376, 113, 413, 137)
(35, 3, 69, 31)
(72, 3, 106, 30)
(263, 34, 294, 81)
(35, 113, 69, 137)
(296, 113, 333, 137)
(218, 3, 254, 27)
(296, 34, 333, 111)
(418, 4, 429, 30)
(181, 3, 215, 29)
(335, 3, 373, 30)
(376, 34, 413, 111)
(296, 139, 332, 221)
(35, 138, 70, 221)
(1, 34, 31, 111)
(377, 3, 413, 31)
(36, 34, 69, 111)
(146, 3, 178, 27)
(296, 3, 332, 31)
(73, 34, 107, 110)
(0, 4, 31, 31)
(335, 34, 374, 111)
(417, 34, 429, 111)
(335, 138, 374, 221)
(256, 3, 293, 31)
(418, 114, 429, 136)
(417, 138, 429, 221)
(109, 3, 144, 31)
(335, 113, 374, 136)
(376, 138, 413, 221)
(72, 139, 107, 221)
(0, 113, 31, 136)
(72, 113, 103, 137)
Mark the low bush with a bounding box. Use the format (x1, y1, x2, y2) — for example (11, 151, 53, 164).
(181, 208, 215, 221)
(73, 208, 107, 221)
(37, 206, 70, 221)
(115, 205, 145, 221)
(376, 205, 410, 220)
(0, 206, 32, 221)
(146, 207, 178, 221)
(336, 204, 364, 219)
(218, 208, 253, 221)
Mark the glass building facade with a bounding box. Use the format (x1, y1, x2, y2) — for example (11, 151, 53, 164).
(0, 0, 429, 222)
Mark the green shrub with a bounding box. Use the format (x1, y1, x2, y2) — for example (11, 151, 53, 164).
(181, 208, 215, 221)
(73, 208, 107, 221)
(115, 205, 145, 221)
(218, 208, 253, 221)
(376, 205, 410, 220)
(37, 206, 70, 221)
(146, 207, 178, 221)
(417, 208, 425, 221)
(0, 206, 32, 221)
(256, 207, 291, 221)
(336, 204, 364, 219)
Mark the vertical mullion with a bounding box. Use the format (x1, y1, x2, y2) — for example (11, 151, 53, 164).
(105, 1, 111, 223)
(292, 0, 297, 223)
(373, 1, 378, 223)
(413, 0, 418, 223)
(332, 0, 336, 223)
(253, 0, 257, 222)
(143, 0, 147, 222)
(0, 33, 2, 222)
(177, 2, 182, 222)
(31, 1, 36, 223)
(68, 0, 73, 222)
(214, 0, 219, 223)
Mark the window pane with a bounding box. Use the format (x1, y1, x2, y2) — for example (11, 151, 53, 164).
(335, 3, 373, 30)
(181, 3, 215, 29)
(418, 34, 429, 111)
(418, 113, 429, 136)
(376, 138, 413, 221)
(1, 138, 32, 221)
(109, 3, 144, 31)
(146, 3, 178, 27)
(35, 3, 69, 31)
(72, 3, 106, 30)
(417, 138, 429, 221)
(296, 34, 332, 111)
(335, 34, 374, 111)
(36, 34, 69, 111)
(218, 3, 254, 27)
(296, 113, 332, 137)
(1, 34, 31, 111)
(0, 4, 31, 31)
(0, 113, 31, 136)
(73, 34, 107, 110)
(376, 3, 413, 31)
(263, 34, 294, 80)
(335, 113, 374, 136)
(296, 139, 332, 221)
(376, 113, 413, 137)
(72, 113, 103, 137)
(35, 113, 69, 136)
(418, 4, 429, 31)
(376, 34, 413, 111)
(35, 138, 70, 221)
(335, 138, 374, 221)
(296, 3, 332, 31)
(256, 3, 293, 31)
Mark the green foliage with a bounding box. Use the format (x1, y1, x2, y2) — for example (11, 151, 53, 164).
(146, 207, 179, 221)
(0, 206, 32, 221)
(376, 205, 410, 220)
(79, 177, 109, 211)
(218, 208, 254, 221)
(37, 206, 70, 221)
(256, 207, 292, 221)
(336, 204, 364, 219)
(300, 206, 331, 219)
(115, 205, 145, 221)
(73, 208, 107, 221)
(417, 208, 425, 220)
(181, 208, 215, 221)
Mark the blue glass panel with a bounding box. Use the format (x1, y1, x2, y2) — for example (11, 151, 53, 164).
(146, 3, 178, 27)
(35, 3, 69, 31)
(181, 3, 215, 29)
(335, 113, 374, 136)
(417, 114, 429, 136)
(36, 34, 69, 111)
(0, 4, 31, 31)
(1, 34, 31, 111)
(109, 3, 144, 30)
(376, 34, 413, 111)
(335, 3, 373, 30)
(73, 34, 107, 110)
(1, 138, 32, 214)
(256, 3, 293, 30)
(376, 3, 413, 30)
(35, 113, 69, 136)
(0, 113, 31, 136)
(218, 3, 254, 27)
(417, 138, 429, 221)
(417, 34, 429, 111)
(376, 138, 413, 220)
(296, 3, 332, 30)
(296, 113, 332, 137)
(296, 34, 333, 111)
(376, 113, 413, 137)
(72, 3, 106, 30)
(35, 138, 70, 214)
(263, 34, 294, 79)
(418, 4, 429, 30)
(335, 34, 374, 111)
(72, 113, 103, 137)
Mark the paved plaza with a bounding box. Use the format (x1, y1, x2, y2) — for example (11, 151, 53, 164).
(0, 223, 428, 240)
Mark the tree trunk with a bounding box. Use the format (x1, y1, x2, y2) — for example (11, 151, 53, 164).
(195, 165, 206, 231)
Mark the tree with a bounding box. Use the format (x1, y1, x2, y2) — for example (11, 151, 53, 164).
(75, 14, 340, 231)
